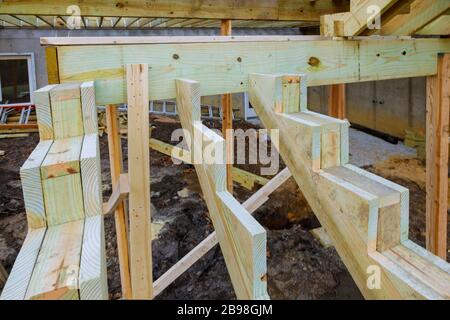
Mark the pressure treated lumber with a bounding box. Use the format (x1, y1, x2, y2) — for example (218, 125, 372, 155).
(321, 0, 400, 36)
(105, 104, 132, 299)
(328, 84, 346, 119)
(426, 53, 449, 260)
(26, 220, 84, 300)
(103, 174, 130, 216)
(34, 84, 56, 140)
(81, 133, 102, 217)
(153, 167, 291, 296)
(0, 0, 348, 21)
(50, 37, 450, 105)
(176, 78, 268, 300)
(149, 137, 269, 190)
(0, 228, 46, 300)
(49, 83, 84, 139)
(0, 263, 7, 288)
(127, 64, 153, 299)
(249, 72, 450, 299)
(20, 140, 52, 229)
(221, 19, 233, 193)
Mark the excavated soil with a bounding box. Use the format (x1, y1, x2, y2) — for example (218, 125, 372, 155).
(1, 116, 440, 299)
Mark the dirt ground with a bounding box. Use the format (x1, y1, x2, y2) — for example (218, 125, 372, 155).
(0, 116, 446, 299)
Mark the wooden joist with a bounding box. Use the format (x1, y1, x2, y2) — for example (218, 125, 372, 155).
(47, 37, 450, 105)
(176, 78, 269, 300)
(377, 0, 450, 36)
(127, 64, 153, 299)
(0, 0, 348, 21)
(426, 53, 449, 260)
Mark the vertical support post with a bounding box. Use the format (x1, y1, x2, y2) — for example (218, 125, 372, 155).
(328, 84, 346, 120)
(126, 64, 153, 299)
(45, 47, 60, 85)
(221, 19, 233, 193)
(105, 104, 132, 299)
(426, 53, 449, 260)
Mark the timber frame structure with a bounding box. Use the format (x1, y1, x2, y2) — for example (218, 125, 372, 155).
(1, 0, 450, 300)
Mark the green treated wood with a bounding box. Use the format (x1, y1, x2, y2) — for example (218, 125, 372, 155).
(49, 83, 84, 139)
(54, 38, 450, 105)
(20, 140, 53, 229)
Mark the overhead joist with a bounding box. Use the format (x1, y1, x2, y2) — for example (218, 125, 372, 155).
(43, 36, 450, 105)
(416, 10, 450, 36)
(321, 0, 400, 36)
(376, 0, 450, 35)
(0, 0, 349, 21)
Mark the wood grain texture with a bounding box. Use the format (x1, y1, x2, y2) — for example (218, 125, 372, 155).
(26, 220, 84, 300)
(49, 83, 84, 139)
(0, 228, 46, 300)
(80, 133, 102, 217)
(79, 215, 108, 300)
(426, 53, 449, 259)
(127, 64, 153, 299)
(20, 140, 53, 229)
(105, 104, 132, 299)
(248, 72, 450, 299)
(34, 85, 57, 141)
(80, 81, 98, 135)
(55, 37, 450, 105)
(176, 78, 269, 300)
(0, 0, 348, 21)
(40, 136, 82, 179)
(42, 173, 85, 226)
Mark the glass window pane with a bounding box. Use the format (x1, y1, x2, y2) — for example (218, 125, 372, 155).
(0, 58, 30, 104)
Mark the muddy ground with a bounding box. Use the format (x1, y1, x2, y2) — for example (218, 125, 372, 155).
(0, 116, 446, 299)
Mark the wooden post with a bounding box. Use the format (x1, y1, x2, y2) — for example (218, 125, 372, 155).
(426, 53, 449, 260)
(126, 64, 153, 299)
(0, 263, 8, 288)
(328, 84, 346, 119)
(221, 19, 233, 193)
(105, 104, 132, 298)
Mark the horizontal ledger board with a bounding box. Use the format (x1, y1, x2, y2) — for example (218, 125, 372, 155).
(50, 37, 450, 105)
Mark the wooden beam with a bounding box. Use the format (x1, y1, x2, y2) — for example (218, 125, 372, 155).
(45, 47, 59, 84)
(221, 19, 233, 193)
(426, 53, 449, 260)
(176, 78, 268, 300)
(248, 72, 450, 299)
(379, 0, 450, 35)
(126, 64, 153, 299)
(103, 174, 130, 216)
(148, 137, 269, 190)
(322, 0, 400, 36)
(328, 84, 346, 119)
(153, 167, 291, 296)
(48, 37, 450, 105)
(0, 263, 8, 288)
(105, 104, 132, 299)
(0, 0, 348, 21)
(416, 11, 450, 36)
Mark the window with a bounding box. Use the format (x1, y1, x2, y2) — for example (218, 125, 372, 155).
(0, 53, 36, 106)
